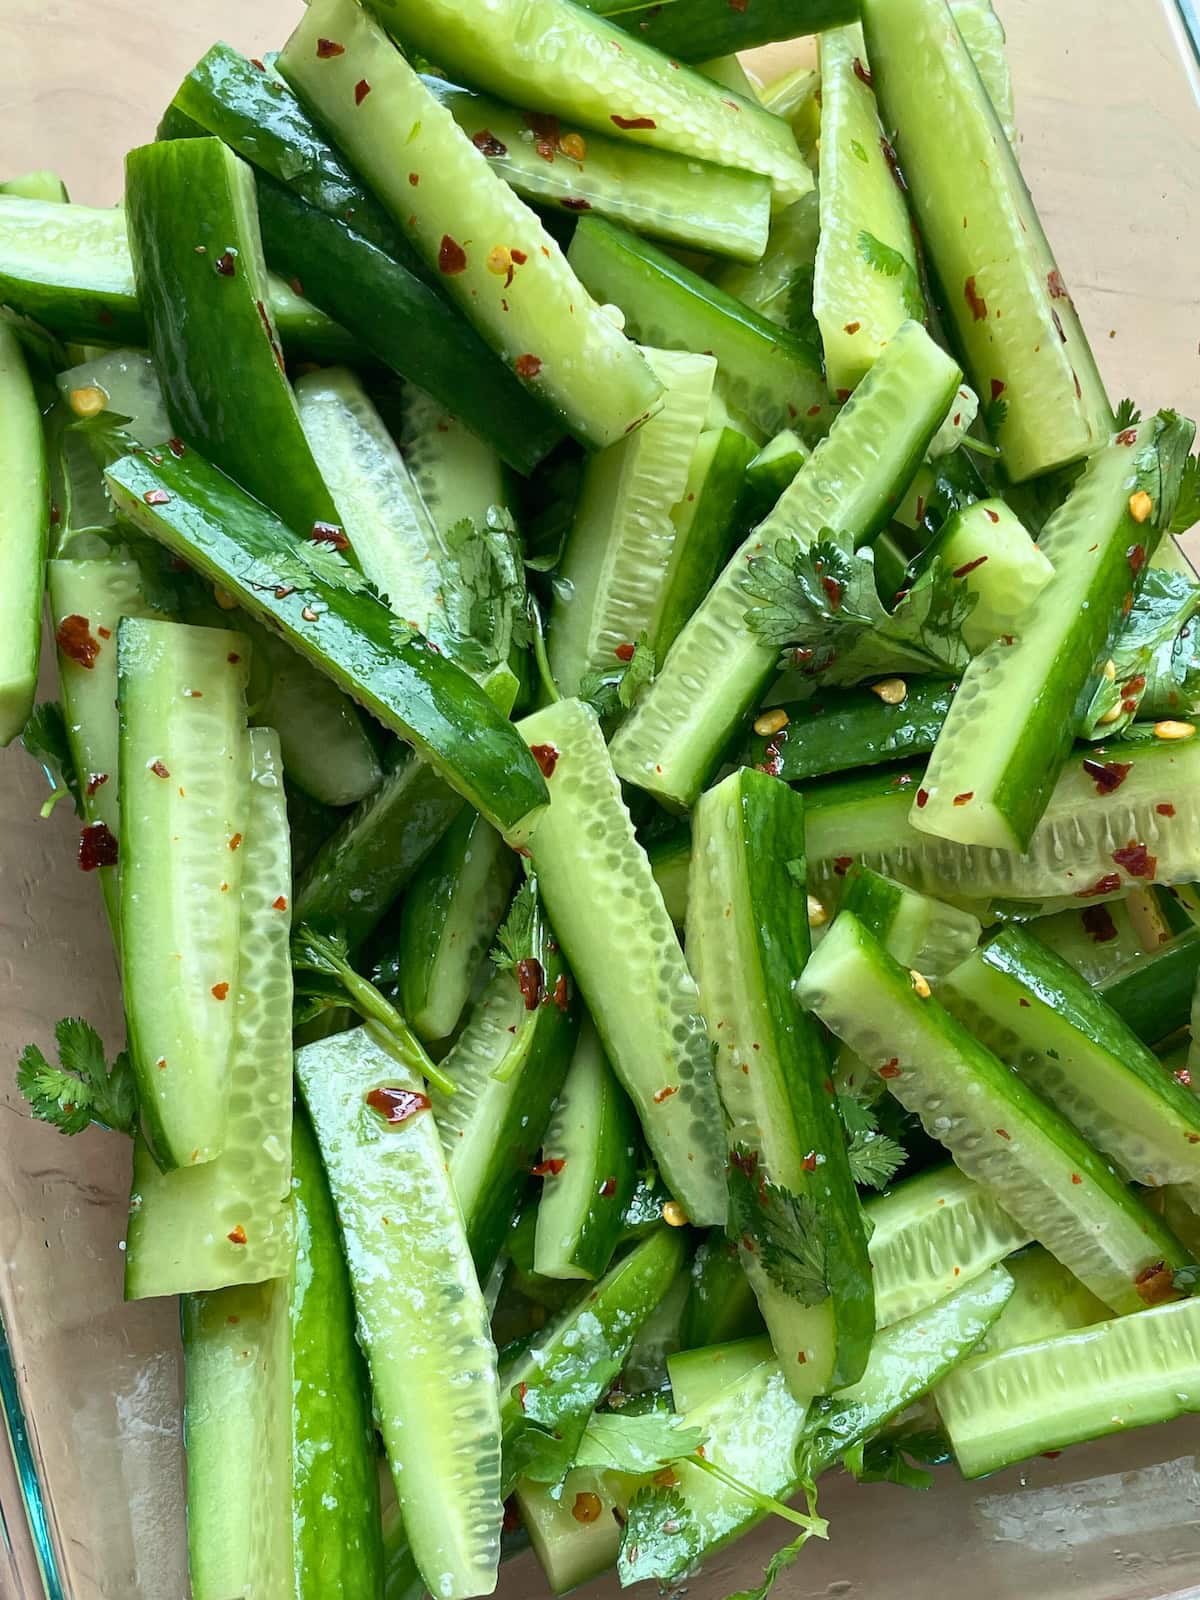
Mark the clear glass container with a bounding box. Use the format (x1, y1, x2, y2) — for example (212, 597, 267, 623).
(2, 2, 1199, 1595)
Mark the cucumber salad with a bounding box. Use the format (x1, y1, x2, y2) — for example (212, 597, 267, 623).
(6, 0, 1200, 1596)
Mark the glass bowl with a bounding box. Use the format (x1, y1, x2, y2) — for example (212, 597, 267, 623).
(2, 2, 1199, 1595)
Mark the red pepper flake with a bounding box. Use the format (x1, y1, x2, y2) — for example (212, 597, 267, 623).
(316, 37, 344, 56)
(821, 574, 843, 609)
(354, 78, 371, 105)
(994, 1127, 1011, 1140)
(801, 1151, 818, 1173)
(55, 613, 100, 668)
(561, 196, 592, 211)
(1123, 675, 1146, 696)
(853, 56, 873, 87)
(365, 1085, 431, 1126)
(730, 1148, 759, 1180)
(879, 135, 905, 188)
(516, 956, 545, 1010)
(438, 234, 468, 274)
(310, 521, 350, 551)
(653, 1085, 679, 1103)
(614, 641, 636, 662)
(531, 1156, 566, 1177)
(728, 0, 748, 9)
(599, 1176, 617, 1197)
(85, 772, 108, 797)
(916, 787, 930, 809)
(502, 1499, 523, 1535)
(1018, 998, 1031, 1008)
(879, 1060, 902, 1080)
(211, 982, 230, 1001)
(953, 555, 989, 579)
(953, 791, 974, 806)
(964, 276, 988, 321)
(1116, 428, 1138, 447)
(1112, 840, 1157, 879)
(272, 895, 288, 911)
(214, 250, 236, 277)
(229, 832, 243, 851)
(1081, 905, 1119, 943)
(807, 404, 822, 418)
(1134, 1261, 1177, 1307)
(1075, 872, 1122, 899)
(472, 129, 507, 158)
(143, 488, 171, 506)
(515, 353, 542, 380)
(253, 297, 286, 373)
(833, 856, 853, 877)
(612, 114, 657, 129)
(1052, 308, 1067, 343)
(530, 742, 559, 778)
(1047, 268, 1069, 301)
(844, 320, 861, 335)
(78, 821, 118, 871)
(1081, 757, 1133, 795)
(227, 1225, 248, 1245)
(990, 377, 1006, 401)
(552, 972, 569, 1011)
(835, 388, 852, 404)
(227, 652, 240, 664)
(1157, 803, 1176, 817)
(1127, 544, 1146, 574)
(1122, 591, 1134, 617)
(1071, 1173, 1082, 1184)
(167, 436, 186, 458)
(757, 741, 784, 778)
(516, 1381, 529, 1410)
(250, 56, 266, 70)
(1043, 1451, 1063, 1461)
(1175, 1067, 1192, 1088)
(149, 759, 170, 779)
(510, 248, 528, 266)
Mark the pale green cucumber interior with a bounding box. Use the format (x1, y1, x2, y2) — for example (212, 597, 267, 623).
(975, 1245, 1111, 1355)
(399, 382, 507, 535)
(938, 498, 1054, 651)
(56, 346, 171, 445)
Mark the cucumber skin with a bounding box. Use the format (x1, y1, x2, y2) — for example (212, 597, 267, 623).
(584, 0, 857, 59)
(290, 1108, 384, 1598)
(742, 680, 956, 782)
(256, 178, 564, 476)
(105, 448, 548, 841)
(0, 323, 47, 744)
(124, 138, 340, 539)
(1097, 929, 1200, 1047)
(680, 1234, 765, 1350)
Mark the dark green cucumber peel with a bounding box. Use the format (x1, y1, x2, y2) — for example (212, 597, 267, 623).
(679, 1234, 764, 1351)
(583, 0, 857, 60)
(742, 680, 956, 783)
(290, 1107, 384, 1596)
(1098, 928, 1200, 1046)
(124, 138, 341, 538)
(104, 448, 548, 840)
(255, 179, 564, 475)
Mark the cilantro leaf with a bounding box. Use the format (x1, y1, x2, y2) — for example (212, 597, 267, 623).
(578, 668, 623, 723)
(573, 1412, 705, 1477)
(437, 506, 529, 672)
(857, 230, 924, 322)
(728, 1149, 829, 1305)
(618, 633, 656, 710)
(491, 878, 536, 973)
(744, 529, 975, 685)
(1114, 398, 1143, 431)
(981, 393, 1009, 436)
(842, 1428, 951, 1490)
(1169, 454, 1200, 537)
(838, 1093, 905, 1191)
(577, 632, 656, 722)
(17, 1018, 137, 1137)
(21, 702, 82, 819)
(1174, 1263, 1200, 1296)
(1080, 568, 1199, 737)
(619, 1486, 701, 1586)
(784, 262, 820, 349)
(294, 539, 371, 595)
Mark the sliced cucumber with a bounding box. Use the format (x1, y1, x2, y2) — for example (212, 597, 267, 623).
(1028, 895, 1154, 988)
(125, 730, 294, 1296)
(124, 137, 340, 537)
(913, 416, 1194, 850)
(647, 823, 691, 929)
(814, 24, 924, 395)
(950, 0, 1016, 143)
(913, 499, 1054, 653)
(56, 346, 170, 446)
(48, 554, 162, 927)
(295, 367, 445, 635)
(976, 1245, 1110, 1357)
(742, 680, 956, 784)
(118, 618, 250, 1170)
(0, 322, 47, 744)
(709, 191, 820, 331)
(862, 0, 1111, 481)
(533, 1019, 640, 1282)
(805, 735, 1200, 907)
(621, 1261, 692, 1392)
(550, 346, 716, 695)
(105, 446, 548, 841)
(679, 1232, 764, 1351)
(941, 928, 1200, 1189)
(736, 428, 811, 525)
(668, 1335, 775, 1415)
(839, 862, 983, 976)
(1, 169, 68, 202)
(610, 320, 962, 811)
(516, 1469, 623, 1596)
(938, 1295, 1200, 1478)
(758, 65, 822, 161)
(568, 217, 827, 441)
(182, 1280, 293, 1600)
(391, 808, 517, 1042)
(431, 914, 579, 1278)
(280, 0, 661, 452)
(363, 0, 812, 206)
(865, 1164, 1029, 1328)
(397, 383, 507, 537)
(425, 77, 770, 263)
(296, 1025, 503, 1600)
(688, 769, 874, 1395)
(517, 698, 727, 1226)
(1098, 926, 1200, 1046)
(797, 912, 1191, 1314)
(587, 0, 856, 60)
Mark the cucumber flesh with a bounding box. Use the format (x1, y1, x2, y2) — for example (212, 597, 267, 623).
(679, 1231, 765, 1351)
(568, 216, 828, 442)
(742, 679, 955, 784)
(736, 428, 811, 525)
(182, 1280, 293, 1600)
(118, 618, 250, 1170)
(839, 862, 983, 977)
(1, 169, 68, 202)
(550, 346, 716, 695)
(56, 346, 170, 447)
(949, 0, 1017, 143)
(862, 0, 1111, 482)
(517, 698, 727, 1225)
(611, 320, 962, 811)
(937, 1295, 1200, 1478)
(296, 1026, 503, 1600)
(814, 24, 924, 395)
(865, 1164, 1030, 1328)
(0, 323, 47, 744)
(916, 498, 1054, 653)
(941, 928, 1200, 1189)
(668, 1335, 775, 1415)
(425, 77, 771, 264)
(975, 1245, 1111, 1356)
(688, 769, 874, 1395)
(587, 0, 857, 63)
(709, 191, 820, 330)
(913, 416, 1194, 851)
(362, 0, 813, 206)
(758, 66, 822, 161)
(797, 912, 1192, 1314)
(398, 382, 508, 537)
(533, 1018, 641, 1282)
(1029, 895, 1154, 988)
(516, 1470, 623, 1596)
(280, 0, 662, 452)
(125, 730, 294, 1296)
(1097, 927, 1200, 1047)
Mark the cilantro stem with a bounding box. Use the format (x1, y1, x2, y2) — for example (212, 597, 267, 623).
(39, 787, 71, 820)
(488, 1023, 530, 1085)
(687, 1456, 828, 1537)
(363, 1018, 457, 1099)
(957, 434, 1002, 460)
(528, 594, 562, 705)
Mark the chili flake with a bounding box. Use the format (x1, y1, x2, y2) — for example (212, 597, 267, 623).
(611, 114, 657, 129)
(354, 79, 371, 105)
(853, 57, 873, 86)
(516, 956, 545, 1009)
(1075, 873, 1122, 899)
(653, 1085, 679, 1103)
(1081, 757, 1132, 795)
(964, 276, 987, 321)
(272, 895, 288, 911)
(531, 1157, 566, 1177)
(85, 772, 108, 797)
(1157, 803, 1176, 817)
(599, 1176, 617, 1197)
(1112, 840, 1156, 879)
(143, 488, 171, 506)
(1134, 1261, 1176, 1307)
(227, 1225, 248, 1245)
(211, 982, 229, 1000)
(214, 250, 236, 277)
(515, 353, 542, 379)
(316, 37, 344, 56)
(56, 614, 100, 669)
(530, 742, 559, 778)
(953, 555, 988, 579)
(552, 973, 569, 1011)
(149, 759, 170, 779)
(879, 1060, 902, 1080)
(1080, 905, 1118, 943)
(472, 129, 507, 158)
(310, 521, 350, 550)
(365, 1085, 431, 1126)
(78, 822, 118, 871)
(916, 787, 930, 808)
(614, 641, 636, 662)
(438, 235, 468, 274)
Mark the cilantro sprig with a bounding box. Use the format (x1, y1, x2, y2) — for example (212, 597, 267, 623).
(727, 1148, 829, 1306)
(578, 632, 657, 723)
(436, 506, 531, 673)
(21, 702, 82, 819)
(838, 1093, 906, 1192)
(490, 878, 537, 974)
(857, 230, 924, 323)
(842, 1427, 951, 1491)
(17, 1019, 137, 1137)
